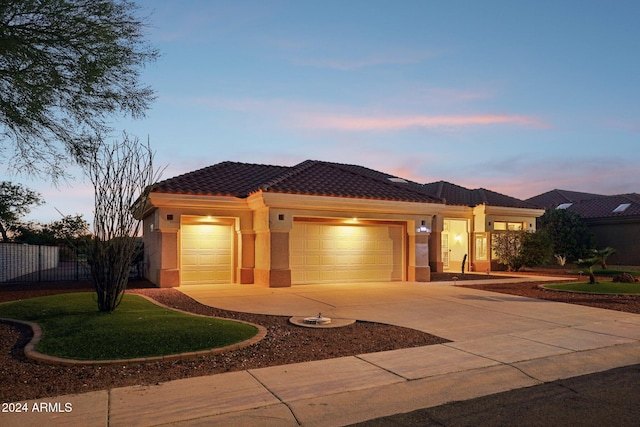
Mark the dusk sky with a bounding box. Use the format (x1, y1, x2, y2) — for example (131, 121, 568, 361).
(4, 0, 639, 224)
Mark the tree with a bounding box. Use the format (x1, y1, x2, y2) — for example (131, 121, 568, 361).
(537, 208, 596, 262)
(87, 133, 160, 312)
(0, 181, 43, 240)
(48, 214, 91, 241)
(576, 256, 600, 284)
(0, 0, 158, 180)
(518, 230, 553, 268)
(492, 230, 525, 271)
(492, 230, 553, 271)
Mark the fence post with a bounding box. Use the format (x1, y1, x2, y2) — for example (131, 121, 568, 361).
(38, 245, 42, 282)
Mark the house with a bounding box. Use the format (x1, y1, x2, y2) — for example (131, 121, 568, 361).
(141, 160, 544, 287)
(527, 189, 640, 266)
(422, 181, 543, 272)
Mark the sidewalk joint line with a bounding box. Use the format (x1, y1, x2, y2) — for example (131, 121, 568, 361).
(246, 370, 303, 426)
(354, 354, 411, 381)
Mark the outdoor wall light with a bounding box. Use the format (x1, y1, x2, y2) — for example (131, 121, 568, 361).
(417, 226, 430, 232)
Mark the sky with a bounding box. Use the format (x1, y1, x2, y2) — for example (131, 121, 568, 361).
(3, 0, 639, 225)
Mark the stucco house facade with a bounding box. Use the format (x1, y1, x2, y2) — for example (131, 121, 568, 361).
(141, 160, 543, 288)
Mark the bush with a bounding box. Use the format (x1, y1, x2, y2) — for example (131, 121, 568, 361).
(612, 273, 637, 283)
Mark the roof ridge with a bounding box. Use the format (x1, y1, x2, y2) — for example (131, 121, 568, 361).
(258, 160, 316, 192)
(327, 161, 442, 202)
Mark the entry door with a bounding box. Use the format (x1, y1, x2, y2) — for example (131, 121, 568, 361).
(181, 224, 233, 284)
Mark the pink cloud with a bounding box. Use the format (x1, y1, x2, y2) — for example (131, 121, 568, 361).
(299, 114, 548, 131)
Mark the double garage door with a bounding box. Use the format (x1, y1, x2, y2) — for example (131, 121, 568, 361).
(181, 224, 233, 285)
(290, 222, 404, 284)
(180, 221, 404, 285)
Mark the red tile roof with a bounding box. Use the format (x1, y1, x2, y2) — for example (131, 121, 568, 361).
(152, 161, 290, 197)
(153, 160, 442, 203)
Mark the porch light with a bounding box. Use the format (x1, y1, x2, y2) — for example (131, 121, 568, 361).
(417, 225, 430, 232)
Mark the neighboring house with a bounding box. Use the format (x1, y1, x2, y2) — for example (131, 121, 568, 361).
(141, 160, 543, 288)
(527, 189, 640, 266)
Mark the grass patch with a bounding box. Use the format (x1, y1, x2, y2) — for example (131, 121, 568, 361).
(546, 282, 640, 295)
(0, 293, 259, 360)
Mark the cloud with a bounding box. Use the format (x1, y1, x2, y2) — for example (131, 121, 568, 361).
(298, 113, 548, 131)
(190, 96, 548, 132)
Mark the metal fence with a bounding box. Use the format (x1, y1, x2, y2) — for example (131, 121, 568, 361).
(0, 243, 145, 283)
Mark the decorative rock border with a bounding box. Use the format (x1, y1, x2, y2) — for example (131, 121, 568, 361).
(537, 284, 640, 297)
(0, 294, 267, 366)
(289, 316, 356, 328)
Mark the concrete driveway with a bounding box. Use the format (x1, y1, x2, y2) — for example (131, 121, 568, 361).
(6, 277, 640, 427)
(179, 277, 640, 342)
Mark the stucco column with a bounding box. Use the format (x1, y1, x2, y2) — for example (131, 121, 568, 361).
(237, 230, 255, 284)
(157, 229, 179, 288)
(408, 230, 431, 282)
(429, 231, 444, 273)
(253, 208, 292, 287)
(254, 230, 291, 287)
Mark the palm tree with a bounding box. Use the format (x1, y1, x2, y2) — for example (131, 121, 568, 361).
(595, 247, 616, 269)
(576, 256, 600, 284)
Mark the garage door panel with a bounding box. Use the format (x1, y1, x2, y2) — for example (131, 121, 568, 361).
(181, 224, 233, 285)
(291, 222, 403, 284)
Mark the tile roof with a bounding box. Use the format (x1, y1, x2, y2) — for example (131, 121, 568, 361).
(153, 160, 442, 203)
(525, 189, 606, 209)
(153, 160, 542, 209)
(422, 181, 538, 209)
(558, 194, 640, 219)
(526, 189, 640, 219)
(152, 161, 290, 198)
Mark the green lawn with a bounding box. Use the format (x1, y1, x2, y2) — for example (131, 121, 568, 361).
(0, 293, 259, 360)
(545, 282, 640, 295)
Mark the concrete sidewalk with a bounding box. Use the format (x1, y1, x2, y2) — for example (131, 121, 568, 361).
(3, 277, 640, 426)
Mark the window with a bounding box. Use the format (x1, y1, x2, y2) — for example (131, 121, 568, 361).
(475, 234, 488, 260)
(493, 221, 523, 231)
(613, 203, 631, 213)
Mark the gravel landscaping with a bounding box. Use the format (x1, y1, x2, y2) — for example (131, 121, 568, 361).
(2, 273, 639, 402)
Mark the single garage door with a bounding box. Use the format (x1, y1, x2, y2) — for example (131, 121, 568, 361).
(181, 224, 233, 285)
(290, 222, 403, 284)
